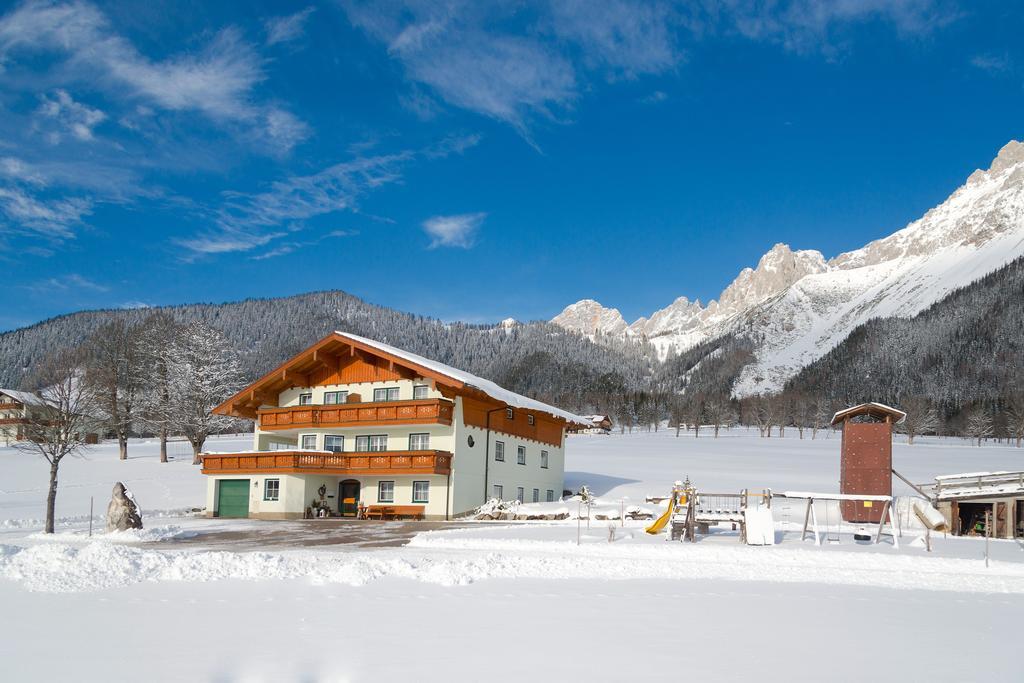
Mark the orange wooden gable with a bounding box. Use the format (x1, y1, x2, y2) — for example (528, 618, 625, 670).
(215, 332, 470, 419)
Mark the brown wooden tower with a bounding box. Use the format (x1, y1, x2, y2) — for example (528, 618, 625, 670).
(831, 403, 906, 523)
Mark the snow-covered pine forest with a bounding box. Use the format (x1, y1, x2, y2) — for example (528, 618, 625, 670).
(2, 253, 1024, 445)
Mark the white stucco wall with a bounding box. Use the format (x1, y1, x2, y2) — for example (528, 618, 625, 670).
(450, 398, 566, 516)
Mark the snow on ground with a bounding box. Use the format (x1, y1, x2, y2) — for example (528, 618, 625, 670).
(1, 429, 1023, 681)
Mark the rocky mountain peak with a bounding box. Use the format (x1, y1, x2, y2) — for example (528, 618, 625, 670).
(551, 299, 629, 337)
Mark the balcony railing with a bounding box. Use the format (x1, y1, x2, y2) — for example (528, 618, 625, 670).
(258, 398, 454, 431)
(0, 403, 23, 412)
(0, 417, 27, 426)
(201, 449, 453, 476)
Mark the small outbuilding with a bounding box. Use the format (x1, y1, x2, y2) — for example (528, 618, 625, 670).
(930, 472, 1024, 539)
(831, 402, 906, 524)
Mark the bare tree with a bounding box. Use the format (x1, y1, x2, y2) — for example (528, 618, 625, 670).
(965, 406, 993, 447)
(792, 394, 815, 439)
(1007, 395, 1024, 448)
(138, 313, 184, 463)
(85, 320, 145, 460)
(704, 395, 734, 438)
(898, 395, 939, 445)
(684, 393, 705, 438)
(14, 349, 99, 534)
(669, 398, 686, 437)
(810, 395, 829, 439)
(742, 396, 772, 438)
(167, 322, 246, 464)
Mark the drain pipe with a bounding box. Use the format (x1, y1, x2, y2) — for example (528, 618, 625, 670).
(482, 406, 506, 503)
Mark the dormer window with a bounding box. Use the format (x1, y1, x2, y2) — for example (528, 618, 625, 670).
(506, 407, 514, 420)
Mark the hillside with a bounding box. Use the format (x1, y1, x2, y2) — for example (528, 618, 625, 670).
(0, 291, 655, 412)
(786, 254, 1024, 411)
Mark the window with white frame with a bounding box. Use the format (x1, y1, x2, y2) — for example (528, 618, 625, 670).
(527, 414, 535, 426)
(532, 488, 539, 503)
(505, 407, 514, 420)
(493, 484, 503, 500)
(298, 392, 313, 406)
(373, 387, 400, 402)
(516, 487, 525, 503)
(517, 445, 526, 465)
(546, 490, 555, 502)
(264, 479, 280, 501)
(540, 450, 549, 469)
(409, 433, 430, 450)
(324, 435, 344, 453)
(356, 435, 388, 452)
(413, 384, 429, 400)
(494, 440, 505, 462)
(300, 434, 317, 450)
(378, 481, 395, 503)
(412, 480, 429, 503)
(324, 390, 348, 405)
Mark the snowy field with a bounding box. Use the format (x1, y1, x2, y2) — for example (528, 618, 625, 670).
(1, 429, 1023, 681)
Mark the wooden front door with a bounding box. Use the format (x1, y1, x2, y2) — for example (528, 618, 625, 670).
(339, 480, 360, 517)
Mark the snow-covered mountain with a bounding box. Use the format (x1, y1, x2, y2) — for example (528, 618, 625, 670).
(552, 140, 1024, 396)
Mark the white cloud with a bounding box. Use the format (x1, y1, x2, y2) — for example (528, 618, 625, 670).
(0, 186, 92, 239)
(343, 0, 957, 137)
(25, 273, 108, 293)
(712, 0, 958, 55)
(969, 53, 1010, 73)
(640, 90, 668, 104)
(422, 212, 485, 249)
(0, 0, 307, 154)
(36, 89, 106, 143)
(265, 6, 316, 46)
(178, 134, 480, 257)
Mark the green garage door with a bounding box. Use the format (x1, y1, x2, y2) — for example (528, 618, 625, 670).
(217, 479, 250, 518)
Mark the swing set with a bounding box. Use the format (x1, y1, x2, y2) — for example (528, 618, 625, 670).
(774, 491, 900, 549)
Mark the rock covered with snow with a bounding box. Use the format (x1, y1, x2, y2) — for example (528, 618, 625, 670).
(550, 299, 629, 338)
(105, 483, 143, 532)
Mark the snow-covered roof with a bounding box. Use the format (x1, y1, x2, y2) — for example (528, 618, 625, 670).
(336, 332, 591, 426)
(830, 402, 906, 425)
(0, 388, 49, 407)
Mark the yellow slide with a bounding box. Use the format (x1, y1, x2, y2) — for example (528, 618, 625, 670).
(645, 493, 676, 535)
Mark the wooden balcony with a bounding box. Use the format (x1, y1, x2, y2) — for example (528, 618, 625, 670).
(0, 417, 27, 426)
(0, 402, 23, 411)
(258, 398, 454, 431)
(201, 449, 453, 476)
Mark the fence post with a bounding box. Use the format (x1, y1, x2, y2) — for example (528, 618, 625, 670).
(89, 496, 94, 538)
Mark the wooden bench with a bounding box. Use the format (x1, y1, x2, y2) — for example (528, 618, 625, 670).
(364, 505, 425, 520)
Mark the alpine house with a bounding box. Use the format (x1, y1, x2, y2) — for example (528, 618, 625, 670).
(203, 331, 590, 520)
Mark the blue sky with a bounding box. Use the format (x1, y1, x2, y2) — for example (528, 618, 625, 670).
(0, 0, 1022, 331)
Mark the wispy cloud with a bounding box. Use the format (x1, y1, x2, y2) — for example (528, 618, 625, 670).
(250, 229, 357, 260)
(639, 90, 668, 104)
(266, 6, 316, 46)
(422, 212, 485, 249)
(711, 0, 959, 56)
(0, 0, 307, 154)
(178, 133, 481, 257)
(343, 0, 958, 139)
(0, 186, 92, 240)
(969, 52, 1010, 73)
(24, 273, 108, 294)
(35, 90, 106, 144)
